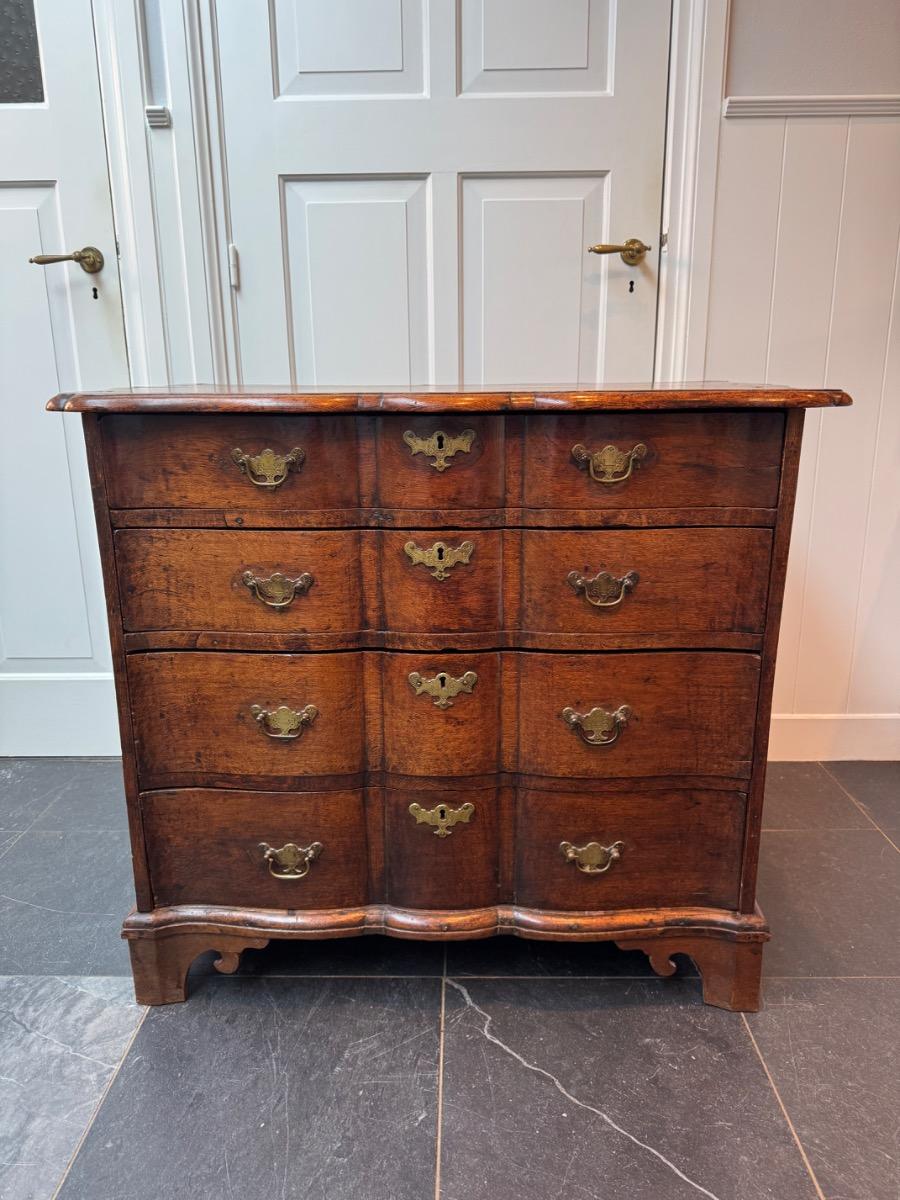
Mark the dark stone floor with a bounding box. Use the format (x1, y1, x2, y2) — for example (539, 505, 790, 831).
(0, 758, 897, 1199)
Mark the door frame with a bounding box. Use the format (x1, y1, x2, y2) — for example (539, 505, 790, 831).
(91, 0, 729, 388)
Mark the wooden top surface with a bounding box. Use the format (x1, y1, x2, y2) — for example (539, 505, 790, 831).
(47, 382, 851, 414)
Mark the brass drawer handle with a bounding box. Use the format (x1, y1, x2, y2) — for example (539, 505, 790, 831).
(571, 442, 647, 485)
(259, 840, 322, 879)
(231, 445, 304, 489)
(250, 703, 318, 739)
(403, 428, 475, 472)
(561, 704, 632, 747)
(409, 801, 475, 837)
(560, 840, 624, 874)
(567, 569, 639, 609)
(408, 669, 478, 709)
(404, 539, 474, 581)
(241, 570, 314, 609)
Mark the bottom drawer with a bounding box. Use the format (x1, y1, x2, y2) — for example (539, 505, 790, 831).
(142, 789, 369, 909)
(516, 789, 745, 911)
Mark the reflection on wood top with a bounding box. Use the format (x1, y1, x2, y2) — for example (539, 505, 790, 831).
(47, 382, 852, 414)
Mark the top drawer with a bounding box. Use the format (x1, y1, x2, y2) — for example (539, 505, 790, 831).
(522, 412, 783, 511)
(100, 415, 360, 511)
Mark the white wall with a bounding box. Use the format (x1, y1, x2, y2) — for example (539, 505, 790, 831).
(704, 1, 900, 759)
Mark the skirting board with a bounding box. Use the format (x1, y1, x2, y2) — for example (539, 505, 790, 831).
(768, 714, 900, 761)
(0, 674, 120, 756)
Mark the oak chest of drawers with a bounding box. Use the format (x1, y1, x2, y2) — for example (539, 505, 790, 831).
(50, 384, 850, 1010)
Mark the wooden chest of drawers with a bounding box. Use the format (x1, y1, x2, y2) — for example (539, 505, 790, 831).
(49, 384, 850, 1010)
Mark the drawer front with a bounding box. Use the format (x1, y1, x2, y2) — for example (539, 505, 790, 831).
(385, 786, 500, 909)
(518, 652, 759, 779)
(128, 651, 365, 789)
(516, 789, 744, 910)
(381, 652, 502, 777)
(523, 412, 783, 510)
(380, 529, 502, 635)
(521, 527, 772, 636)
(142, 788, 368, 909)
(116, 529, 363, 633)
(102, 414, 360, 510)
(375, 414, 504, 508)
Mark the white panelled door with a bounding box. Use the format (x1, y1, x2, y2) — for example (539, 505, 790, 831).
(0, 0, 128, 754)
(215, 0, 671, 386)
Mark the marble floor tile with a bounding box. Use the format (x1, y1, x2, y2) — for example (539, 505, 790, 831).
(0, 832, 24, 862)
(758, 829, 900, 976)
(0, 759, 102, 831)
(0, 975, 144, 1200)
(748, 978, 899, 1200)
(439, 977, 819, 1200)
(823, 761, 900, 833)
(30, 760, 127, 833)
(0, 830, 135, 975)
(215, 933, 446, 977)
(761, 762, 870, 829)
(57, 976, 440, 1200)
(446, 935, 674, 978)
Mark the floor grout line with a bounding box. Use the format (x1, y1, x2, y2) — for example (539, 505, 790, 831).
(433, 946, 447, 1200)
(741, 1014, 827, 1200)
(49, 1001, 149, 1200)
(819, 762, 900, 854)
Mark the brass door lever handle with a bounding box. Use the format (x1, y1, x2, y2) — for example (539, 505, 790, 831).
(29, 246, 104, 274)
(587, 239, 651, 266)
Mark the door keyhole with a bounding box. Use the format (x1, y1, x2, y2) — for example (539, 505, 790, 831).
(628, 280, 635, 294)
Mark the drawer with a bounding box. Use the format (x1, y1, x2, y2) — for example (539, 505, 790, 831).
(375, 414, 504, 509)
(381, 652, 502, 777)
(521, 527, 772, 637)
(385, 786, 501, 909)
(116, 529, 363, 634)
(523, 412, 783, 510)
(142, 788, 368, 909)
(518, 652, 759, 779)
(128, 651, 365, 789)
(516, 788, 744, 910)
(101, 414, 360, 510)
(380, 529, 503, 635)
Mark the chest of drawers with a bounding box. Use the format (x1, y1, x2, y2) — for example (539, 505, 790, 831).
(49, 384, 850, 1010)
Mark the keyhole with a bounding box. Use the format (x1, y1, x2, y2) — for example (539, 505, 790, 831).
(436, 433, 445, 450)
(438, 673, 447, 688)
(92, 287, 99, 299)
(628, 280, 635, 294)
(437, 545, 445, 561)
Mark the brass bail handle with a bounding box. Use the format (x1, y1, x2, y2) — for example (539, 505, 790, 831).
(29, 246, 104, 274)
(587, 238, 651, 266)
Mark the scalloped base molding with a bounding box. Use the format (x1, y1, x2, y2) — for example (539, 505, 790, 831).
(769, 714, 900, 761)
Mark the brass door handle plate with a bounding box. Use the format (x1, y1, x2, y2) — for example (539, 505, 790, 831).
(571, 442, 648, 485)
(259, 840, 323, 879)
(409, 801, 475, 837)
(567, 569, 639, 609)
(29, 245, 104, 274)
(587, 239, 651, 266)
(561, 704, 632, 747)
(560, 840, 624, 874)
(402, 428, 475, 472)
(241, 570, 314, 609)
(404, 539, 474, 581)
(408, 669, 478, 709)
(231, 446, 304, 489)
(250, 703, 318, 739)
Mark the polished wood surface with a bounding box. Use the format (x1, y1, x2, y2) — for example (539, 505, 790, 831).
(68, 385, 851, 1010)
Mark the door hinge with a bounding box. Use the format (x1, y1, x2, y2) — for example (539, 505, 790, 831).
(228, 243, 240, 290)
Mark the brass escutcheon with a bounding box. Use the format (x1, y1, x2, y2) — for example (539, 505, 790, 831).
(241, 570, 314, 609)
(567, 569, 639, 609)
(231, 445, 305, 489)
(402, 428, 476, 472)
(259, 840, 323, 879)
(561, 704, 632, 747)
(404, 539, 475, 581)
(250, 703, 318, 739)
(408, 669, 478, 709)
(571, 442, 647, 485)
(409, 801, 475, 837)
(559, 840, 624, 874)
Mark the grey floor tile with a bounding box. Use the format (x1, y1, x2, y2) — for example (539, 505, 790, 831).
(762, 762, 870, 829)
(446, 935, 681, 978)
(440, 977, 818, 1200)
(0, 760, 99, 830)
(0, 975, 143, 1200)
(758, 830, 900, 976)
(58, 976, 439, 1200)
(213, 933, 446, 977)
(0, 832, 24, 861)
(748, 978, 899, 1200)
(31, 761, 127, 833)
(824, 761, 900, 833)
(0, 830, 135, 975)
